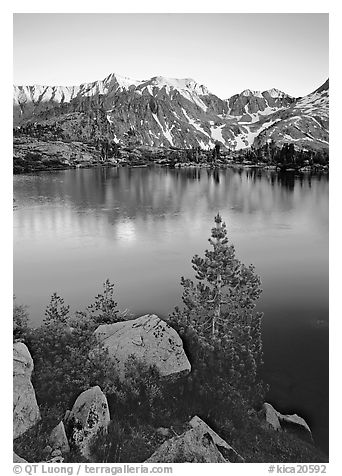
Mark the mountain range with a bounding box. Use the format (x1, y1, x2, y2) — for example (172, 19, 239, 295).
(13, 74, 329, 152)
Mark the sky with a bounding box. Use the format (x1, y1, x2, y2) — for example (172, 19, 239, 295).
(13, 12, 328, 99)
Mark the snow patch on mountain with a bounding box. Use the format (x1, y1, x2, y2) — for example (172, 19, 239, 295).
(13, 85, 79, 105)
(234, 118, 283, 149)
(267, 88, 288, 98)
(181, 90, 208, 111)
(198, 140, 210, 150)
(242, 89, 263, 98)
(152, 113, 174, 145)
(163, 125, 174, 146)
(210, 124, 225, 143)
(144, 76, 210, 95)
(104, 73, 143, 89)
(234, 135, 249, 150)
(182, 109, 210, 137)
(133, 76, 211, 111)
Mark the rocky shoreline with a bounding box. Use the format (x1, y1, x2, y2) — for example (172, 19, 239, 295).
(13, 137, 329, 175)
(13, 314, 326, 464)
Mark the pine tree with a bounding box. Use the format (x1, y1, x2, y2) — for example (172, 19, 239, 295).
(184, 214, 262, 336)
(170, 213, 265, 401)
(88, 279, 119, 325)
(44, 293, 70, 325)
(212, 143, 221, 161)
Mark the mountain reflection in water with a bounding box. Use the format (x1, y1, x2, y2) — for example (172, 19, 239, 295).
(14, 166, 328, 452)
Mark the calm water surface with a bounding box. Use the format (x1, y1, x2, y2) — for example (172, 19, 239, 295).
(13, 166, 329, 451)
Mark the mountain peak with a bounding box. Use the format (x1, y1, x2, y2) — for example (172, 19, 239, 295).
(265, 88, 289, 98)
(241, 89, 262, 98)
(141, 76, 210, 96)
(102, 72, 143, 89)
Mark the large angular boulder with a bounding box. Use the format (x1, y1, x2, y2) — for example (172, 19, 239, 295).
(65, 386, 110, 460)
(145, 426, 227, 463)
(13, 343, 40, 439)
(94, 314, 191, 378)
(189, 416, 244, 462)
(261, 403, 312, 442)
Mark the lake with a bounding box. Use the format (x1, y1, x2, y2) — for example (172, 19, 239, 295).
(13, 166, 329, 452)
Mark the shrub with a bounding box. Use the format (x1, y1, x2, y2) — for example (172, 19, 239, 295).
(13, 296, 29, 341)
(26, 291, 121, 408)
(87, 279, 119, 325)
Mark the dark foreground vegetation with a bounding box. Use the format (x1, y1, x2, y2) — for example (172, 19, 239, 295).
(13, 215, 328, 463)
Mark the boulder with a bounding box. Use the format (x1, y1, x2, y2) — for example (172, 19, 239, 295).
(94, 314, 191, 379)
(13, 343, 40, 439)
(278, 413, 313, 442)
(262, 403, 282, 431)
(49, 421, 70, 454)
(262, 403, 312, 442)
(13, 452, 27, 463)
(145, 426, 227, 463)
(65, 386, 110, 460)
(189, 416, 244, 462)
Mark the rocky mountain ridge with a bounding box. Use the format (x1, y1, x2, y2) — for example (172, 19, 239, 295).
(13, 74, 329, 152)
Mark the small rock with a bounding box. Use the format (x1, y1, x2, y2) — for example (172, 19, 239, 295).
(278, 413, 313, 442)
(145, 426, 227, 463)
(13, 452, 27, 463)
(49, 421, 70, 454)
(262, 402, 313, 442)
(46, 456, 64, 463)
(51, 449, 62, 458)
(189, 416, 244, 462)
(156, 427, 171, 438)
